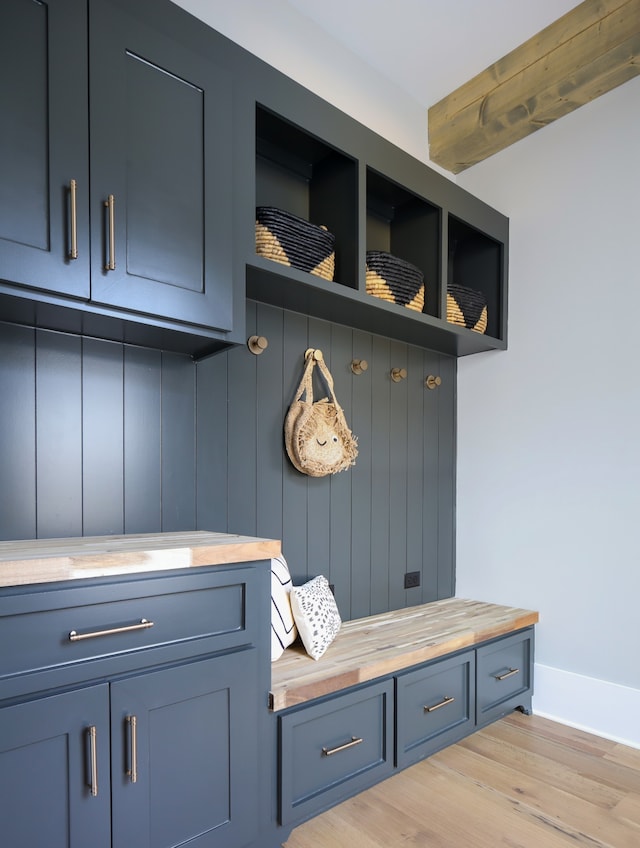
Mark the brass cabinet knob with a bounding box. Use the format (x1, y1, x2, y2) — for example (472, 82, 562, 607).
(351, 359, 368, 375)
(425, 374, 442, 390)
(390, 368, 407, 382)
(247, 335, 268, 355)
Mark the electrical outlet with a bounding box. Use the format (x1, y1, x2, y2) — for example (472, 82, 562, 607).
(404, 571, 420, 589)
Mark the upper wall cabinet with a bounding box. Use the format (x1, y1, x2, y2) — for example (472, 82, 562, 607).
(0, 0, 90, 299)
(0, 0, 240, 358)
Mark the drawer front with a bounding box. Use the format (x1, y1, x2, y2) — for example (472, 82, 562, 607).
(279, 679, 394, 826)
(396, 650, 475, 768)
(476, 629, 534, 726)
(0, 566, 261, 686)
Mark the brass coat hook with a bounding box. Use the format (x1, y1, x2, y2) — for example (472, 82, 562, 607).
(351, 359, 368, 375)
(390, 368, 407, 382)
(425, 375, 442, 390)
(247, 335, 269, 355)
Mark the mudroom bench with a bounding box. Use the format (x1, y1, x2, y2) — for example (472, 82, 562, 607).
(270, 598, 539, 828)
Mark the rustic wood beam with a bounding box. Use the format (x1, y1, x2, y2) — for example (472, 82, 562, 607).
(428, 0, 640, 173)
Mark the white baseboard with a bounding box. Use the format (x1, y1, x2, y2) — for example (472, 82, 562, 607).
(532, 663, 640, 750)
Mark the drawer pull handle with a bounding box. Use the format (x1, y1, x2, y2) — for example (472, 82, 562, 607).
(495, 667, 520, 681)
(322, 736, 363, 757)
(424, 695, 455, 713)
(87, 725, 98, 797)
(104, 193, 116, 270)
(69, 618, 154, 641)
(69, 178, 78, 260)
(126, 715, 138, 784)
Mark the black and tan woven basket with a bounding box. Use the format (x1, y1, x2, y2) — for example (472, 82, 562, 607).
(446, 283, 488, 333)
(256, 206, 335, 281)
(365, 251, 424, 313)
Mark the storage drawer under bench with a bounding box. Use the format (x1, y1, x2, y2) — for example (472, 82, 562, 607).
(396, 649, 475, 768)
(476, 628, 534, 726)
(278, 678, 395, 826)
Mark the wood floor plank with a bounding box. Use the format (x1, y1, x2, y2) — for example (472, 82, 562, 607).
(284, 713, 640, 848)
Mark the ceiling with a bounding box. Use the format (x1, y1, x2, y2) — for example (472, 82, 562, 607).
(286, 0, 581, 108)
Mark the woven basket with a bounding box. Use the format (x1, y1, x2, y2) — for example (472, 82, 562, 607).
(365, 251, 424, 313)
(256, 206, 335, 281)
(446, 283, 488, 333)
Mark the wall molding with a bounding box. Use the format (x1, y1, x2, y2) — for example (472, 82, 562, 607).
(533, 663, 640, 750)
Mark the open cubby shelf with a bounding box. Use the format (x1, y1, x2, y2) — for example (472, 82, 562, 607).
(249, 101, 507, 357)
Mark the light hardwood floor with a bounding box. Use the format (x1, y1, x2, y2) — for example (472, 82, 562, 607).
(283, 712, 640, 848)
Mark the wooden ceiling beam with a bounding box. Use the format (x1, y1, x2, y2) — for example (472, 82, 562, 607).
(428, 0, 640, 173)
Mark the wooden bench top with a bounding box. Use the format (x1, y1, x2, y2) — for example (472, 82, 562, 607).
(269, 597, 538, 711)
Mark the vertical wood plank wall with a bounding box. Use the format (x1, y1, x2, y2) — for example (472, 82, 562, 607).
(0, 303, 456, 619)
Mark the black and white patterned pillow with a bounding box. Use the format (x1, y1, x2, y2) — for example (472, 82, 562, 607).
(290, 575, 341, 660)
(271, 555, 297, 661)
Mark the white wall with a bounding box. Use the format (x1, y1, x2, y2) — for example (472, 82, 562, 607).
(174, 0, 640, 746)
(456, 76, 640, 747)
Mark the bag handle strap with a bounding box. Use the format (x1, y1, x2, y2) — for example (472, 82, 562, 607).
(292, 349, 342, 410)
(292, 351, 316, 404)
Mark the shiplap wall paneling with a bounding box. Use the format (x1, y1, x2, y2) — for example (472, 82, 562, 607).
(281, 310, 313, 585)
(350, 329, 373, 620)
(226, 301, 259, 537)
(83, 338, 124, 536)
(327, 322, 354, 617)
(305, 316, 333, 585)
(36, 330, 83, 538)
(254, 303, 286, 541)
(0, 327, 197, 542)
(436, 354, 456, 599)
(160, 352, 196, 531)
(0, 324, 36, 540)
(370, 337, 391, 615)
(388, 339, 409, 612)
(195, 339, 228, 533)
(124, 346, 162, 534)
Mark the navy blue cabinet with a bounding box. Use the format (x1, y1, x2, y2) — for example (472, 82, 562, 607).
(0, 0, 238, 357)
(0, 0, 90, 299)
(0, 562, 269, 848)
(0, 684, 111, 848)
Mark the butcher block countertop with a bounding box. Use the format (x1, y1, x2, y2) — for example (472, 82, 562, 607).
(0, 531, 281, 588)
(269, 597, 538, 711)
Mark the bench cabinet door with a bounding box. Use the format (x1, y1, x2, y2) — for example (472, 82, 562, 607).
(0, 684, 111, 848)
(396, 650, 475, 768)
(279, 679, 394, 827)
(476, 628, 534, 727)
(110, 649, 259, 848)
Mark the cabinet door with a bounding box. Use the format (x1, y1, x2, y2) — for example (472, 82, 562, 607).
(89, 0, 234, 332)
(0, 0, 89, 297)
(110, 649, 259, 848)
(0, 684, 110, 848)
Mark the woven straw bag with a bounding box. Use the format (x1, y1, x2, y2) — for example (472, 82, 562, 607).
(285, 351, 358, 477)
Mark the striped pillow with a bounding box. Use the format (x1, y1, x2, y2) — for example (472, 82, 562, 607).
(271, 554, 297, 661)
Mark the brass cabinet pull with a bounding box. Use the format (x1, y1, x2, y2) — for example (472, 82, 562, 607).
(69, 618, 154, 641)
(424, 695, 455, 713)
(495, 667, 520, 681)
(322, 736, 363, 757)
(126, 715, 138, 784)
(87, 725, 98, 797)
(104, 194, 115, 270)
(69, 179, 78, 260)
